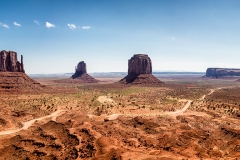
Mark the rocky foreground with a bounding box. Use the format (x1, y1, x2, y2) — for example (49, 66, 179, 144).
(0, 81, 239, 159)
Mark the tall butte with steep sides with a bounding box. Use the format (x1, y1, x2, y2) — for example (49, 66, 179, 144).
(55, 61, 99, 83)
(71, 61, 87, 78)
(119, 54, 163, 84)
(71, 61, 99, 83)
(0, 50, 25, 72)
(0, 50, 42, 91)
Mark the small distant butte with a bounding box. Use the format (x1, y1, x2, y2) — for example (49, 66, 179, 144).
(54, 61, 99, 83)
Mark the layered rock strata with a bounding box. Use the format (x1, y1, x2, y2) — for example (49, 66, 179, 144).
(119, 54, 162, 84)
(206, 68, 240, 78)
(0, 72, 42, 90)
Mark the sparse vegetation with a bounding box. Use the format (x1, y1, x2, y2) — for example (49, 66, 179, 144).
(0, 76, 239, 159)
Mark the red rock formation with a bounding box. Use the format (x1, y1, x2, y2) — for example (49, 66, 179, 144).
(21, 55, 25, 73)
(0, 50, 25, 72)
(119, 54, 163, 84)
(72, 61, 87, 79)
(0, 50, 44, 92)
(206, 68, 240, 78)
(128, 54, 152, 75)
(76, 61, 86, 73)
(54, 61, 99, 83)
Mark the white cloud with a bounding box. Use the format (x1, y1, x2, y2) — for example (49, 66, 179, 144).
(82, 26, 91, 29)
(34, 20, 39, 25)
(0, 22, 9, 29)
(67, 24, 76, 29)
(46, 22, 55, 28)
(13, 22, 21, 27)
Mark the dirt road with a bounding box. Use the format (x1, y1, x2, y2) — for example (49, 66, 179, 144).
(104, 88, 222, 120)
(199, 89, 215, 100)
(0, 88, 219, 134)
(0, 110, 66, 136)
(103, 99, 193, 121)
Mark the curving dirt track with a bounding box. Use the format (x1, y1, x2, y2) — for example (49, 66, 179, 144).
(0, 88, 205, 135)
(0, 86, 239, 159)
(0, 98, 191, 134)
(0, 110, 66, 136)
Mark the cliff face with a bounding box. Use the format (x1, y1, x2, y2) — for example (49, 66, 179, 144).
(0, 50, 25, 73)
(128, 54, 152, 75)
(119, 54, 162, 84)
(71, 61, 87, 79)
(76, 61, 87, 74)
(206, 68, 240, 78)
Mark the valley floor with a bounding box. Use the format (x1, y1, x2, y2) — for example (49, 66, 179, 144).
(0, 75, 239, 159)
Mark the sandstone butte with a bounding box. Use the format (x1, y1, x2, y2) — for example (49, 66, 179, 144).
(0, 50, 42, 91)
(0, 50, 25, 72)
(206, 68, 240, 78)
(54, 61, 99, 83)
(119, 54, 163, 84)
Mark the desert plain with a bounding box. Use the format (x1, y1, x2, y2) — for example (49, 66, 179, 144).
(0, 73, 239, 160)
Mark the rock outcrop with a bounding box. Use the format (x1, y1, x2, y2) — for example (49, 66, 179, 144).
(128, 54, 152, 75)
(0, 50, 44, 92)
(206, 68, 240, 78)
(71, 61, 87, 79)
(119, 54, 163, 84)
(54, 61, 99, 84)
(0, 50, 25, 72)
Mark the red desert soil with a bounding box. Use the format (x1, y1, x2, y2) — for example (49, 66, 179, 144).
(0, 76, 239, 159)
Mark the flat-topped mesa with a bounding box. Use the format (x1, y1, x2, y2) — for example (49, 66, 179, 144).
(206, 68, 240, 78)
(0, 50, 25, 73)
(119, 54, 163, 84)
(128, 54, 152, 75)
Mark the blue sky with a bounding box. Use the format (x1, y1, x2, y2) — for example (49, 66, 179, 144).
(1, 0, 240, 74)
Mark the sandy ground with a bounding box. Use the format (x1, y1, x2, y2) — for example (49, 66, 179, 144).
(0, 110, 66, 136)
(0, 87, 211, 132)
(0, 76, 239, 159)
(97, 96, 116, 104)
